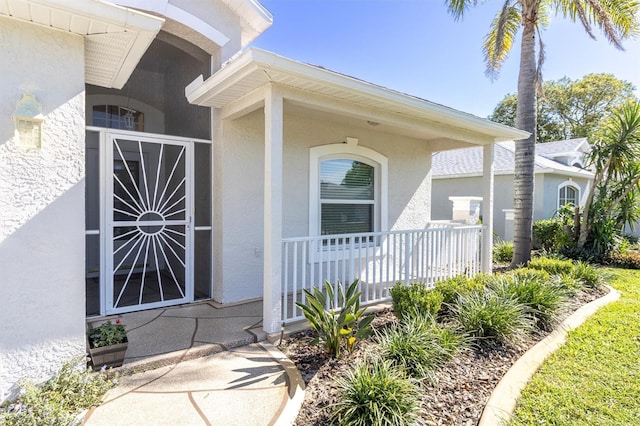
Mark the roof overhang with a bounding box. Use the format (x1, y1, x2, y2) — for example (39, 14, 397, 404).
(433, 167, 595, 180)
(186, 48, 530, 145)
(221, 0, 272, 46)
(0, 0, 164, 89)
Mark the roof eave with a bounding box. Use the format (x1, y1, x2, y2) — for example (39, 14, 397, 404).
(186, 48, 530, 142)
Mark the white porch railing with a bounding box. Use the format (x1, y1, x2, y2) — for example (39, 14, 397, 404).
(281, 224, 484, 324)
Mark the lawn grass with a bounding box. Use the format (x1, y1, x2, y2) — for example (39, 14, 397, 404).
(510, 268, 640, 425)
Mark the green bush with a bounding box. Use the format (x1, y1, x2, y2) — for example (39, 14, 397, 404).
(571, 261, 604, 289)
(435, 275, 485, 307)
(607, 250, 640, 269)
(493, 240, 514, 263)
(296, 280, 374, 358)
(451, 289, 533, 343)
(1, 359, 115, 426)
(331, 359, 420, 426)
(548, 272, 583, 296)
(377, 313, 465, 380)
(533, 219, 563, 251)
(389, 281, 443, 320)
(528, 257, 575, 276)
(490, 272, 567, 331)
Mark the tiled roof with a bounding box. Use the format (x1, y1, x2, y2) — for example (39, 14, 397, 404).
(535, 138, 589, 158)
(432, 140, 593, 178)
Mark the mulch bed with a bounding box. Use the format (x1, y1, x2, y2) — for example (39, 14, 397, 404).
(278, 286, 608, 426)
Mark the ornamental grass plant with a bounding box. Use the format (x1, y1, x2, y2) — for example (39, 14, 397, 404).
(331, 358, 420, 426)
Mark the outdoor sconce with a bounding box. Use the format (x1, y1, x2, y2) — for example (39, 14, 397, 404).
(13, 93, 44, 150)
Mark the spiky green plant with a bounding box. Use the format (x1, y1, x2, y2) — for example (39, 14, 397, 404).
(296, 279, 373, 358)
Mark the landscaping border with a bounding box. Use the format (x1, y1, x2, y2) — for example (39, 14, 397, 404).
(479, 285, 620, 426)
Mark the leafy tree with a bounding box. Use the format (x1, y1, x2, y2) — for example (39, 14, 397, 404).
(578, 102, 640, 257)
(490, 74, 637, 142)
(446, 1, 639, 267)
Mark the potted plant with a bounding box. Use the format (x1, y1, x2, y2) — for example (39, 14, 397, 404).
(87, 318, 128, 370)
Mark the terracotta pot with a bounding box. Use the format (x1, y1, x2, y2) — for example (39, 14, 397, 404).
(88, 338, 128, 370)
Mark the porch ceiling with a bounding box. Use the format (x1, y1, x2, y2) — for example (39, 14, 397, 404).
(186, 48, 530, 145)
(0, 0, 164, 89)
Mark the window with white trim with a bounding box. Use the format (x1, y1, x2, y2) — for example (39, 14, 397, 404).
(558, 181, 579, 209)
(320, 159, 375, 236)
(310, 141, 388, 244)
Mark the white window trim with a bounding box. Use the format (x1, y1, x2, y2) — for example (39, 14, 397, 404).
(557, 180, 580, 210)
(309, 142, 388, 259)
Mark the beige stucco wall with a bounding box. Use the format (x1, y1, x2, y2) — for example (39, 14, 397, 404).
(0, 18, 86, 401)
(214, 108, 433, 302)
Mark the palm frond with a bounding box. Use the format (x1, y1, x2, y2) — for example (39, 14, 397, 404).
(483, 1, 521, 79)
(446, 0, 481, 21)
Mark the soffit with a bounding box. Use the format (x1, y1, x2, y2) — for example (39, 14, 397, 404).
(0, 0, 164, 89)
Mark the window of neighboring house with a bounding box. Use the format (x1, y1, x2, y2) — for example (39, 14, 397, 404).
(558, 182, 579, 209)
(93, 105, 144, 131)
(310, 142, 388, 248)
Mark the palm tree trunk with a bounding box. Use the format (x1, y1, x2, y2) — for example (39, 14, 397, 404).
(510, 7, 537, 268)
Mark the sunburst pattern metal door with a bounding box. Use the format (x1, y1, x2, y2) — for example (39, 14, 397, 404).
(106, 134, 192, 314)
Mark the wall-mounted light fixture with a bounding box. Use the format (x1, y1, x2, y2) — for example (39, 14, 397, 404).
(13, 93, 44, 150)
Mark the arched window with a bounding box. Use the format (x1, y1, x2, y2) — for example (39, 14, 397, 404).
(558, 181, 580, 209)
(310, 140, 388, 240)
(92, 105, 144, 131)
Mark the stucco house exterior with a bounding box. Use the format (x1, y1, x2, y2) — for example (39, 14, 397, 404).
(431, 138, 594, 240)
(0, 0, 528, 400)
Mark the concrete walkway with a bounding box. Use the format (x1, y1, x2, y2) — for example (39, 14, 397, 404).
(83, 301, 305, 425)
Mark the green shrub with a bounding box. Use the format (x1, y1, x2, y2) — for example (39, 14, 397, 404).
(548, 272, 583, 296)
(452, 289, 533, 343)
(571, 261, 604, 289)
(331, 359, 420, 426)
(435, 275, 485, 307)
(377, 313, 465, 380)
(528, 257, 574, 276)
(493, 240, 514, 263)
(296, 280, 374, 358)
(490, 272, 567, 331)
(1, 359, 115, 426)
(607, 250, 640, 269)
(532, 218, 564, 251)
(389, 281, 443, 320)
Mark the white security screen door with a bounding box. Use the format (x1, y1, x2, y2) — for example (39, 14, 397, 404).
(106, 134, 192, 314)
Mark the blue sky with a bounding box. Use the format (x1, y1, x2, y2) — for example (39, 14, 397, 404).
(252, 0, 640, 118)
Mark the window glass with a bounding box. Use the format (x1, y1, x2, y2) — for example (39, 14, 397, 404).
(93, 105, 144, 131)
(319, 159, 375, 236)
(559, 185, 578, 207)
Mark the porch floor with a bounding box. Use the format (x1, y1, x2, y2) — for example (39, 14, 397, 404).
(88, 299, 266, 372)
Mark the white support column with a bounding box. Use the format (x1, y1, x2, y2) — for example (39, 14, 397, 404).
(482, 143, 495, 273)
(263, 87, 284, 334)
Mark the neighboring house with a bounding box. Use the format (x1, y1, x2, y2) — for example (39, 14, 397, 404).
(0, 0, 528, 400)
(431, 138, 595, 240)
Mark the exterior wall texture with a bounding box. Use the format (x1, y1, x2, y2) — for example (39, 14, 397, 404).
(0, 18, 86, 401)
(432, 175, 516, 239)
(432, 173, 591, 240)
(216, 108, 433, 303)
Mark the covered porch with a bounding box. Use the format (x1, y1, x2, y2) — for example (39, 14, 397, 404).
(186, 48, 529, 334)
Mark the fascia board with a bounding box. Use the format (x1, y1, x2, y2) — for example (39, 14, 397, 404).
(432, 168, 594, 180)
